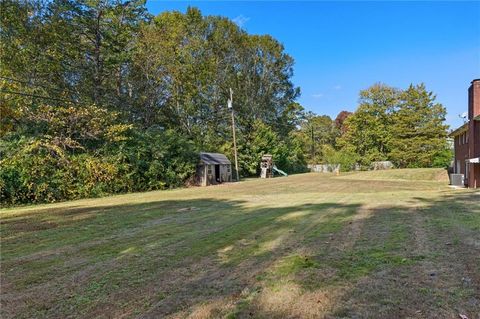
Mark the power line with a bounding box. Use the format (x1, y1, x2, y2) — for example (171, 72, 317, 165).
(0, 89, 78, 104)
(1, 83, 304, 130)
(0, 76, 78, 95)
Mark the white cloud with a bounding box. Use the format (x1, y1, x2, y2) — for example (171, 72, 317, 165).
(333, 85, 342, 90)
(312, 93, 324, 98)
(233, 15, 250, 28)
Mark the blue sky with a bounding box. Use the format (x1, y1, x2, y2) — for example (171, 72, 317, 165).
(147, 1, 480, 129)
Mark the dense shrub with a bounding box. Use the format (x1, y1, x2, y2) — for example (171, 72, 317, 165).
(0, 139, 73, 204)
(322, 145, 358, 172)
(107, 128, 197, 192)
(0, 129, 197, 205)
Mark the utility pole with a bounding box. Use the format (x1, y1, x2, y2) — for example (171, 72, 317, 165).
(228, 88, 240, 182)
(311, 124, 315, 161)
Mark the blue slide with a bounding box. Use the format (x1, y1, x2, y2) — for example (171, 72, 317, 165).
(272, 165, 288, 176)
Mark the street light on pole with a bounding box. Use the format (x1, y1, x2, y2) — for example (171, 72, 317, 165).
(228, 88, 240, 182)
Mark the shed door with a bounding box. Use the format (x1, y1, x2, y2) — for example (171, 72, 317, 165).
(215, 165, 220, 182)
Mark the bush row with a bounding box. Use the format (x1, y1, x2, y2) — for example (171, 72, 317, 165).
(0, 130, 197, 205)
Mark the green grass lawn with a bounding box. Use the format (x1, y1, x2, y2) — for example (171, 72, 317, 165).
(1, 168, 479, 318)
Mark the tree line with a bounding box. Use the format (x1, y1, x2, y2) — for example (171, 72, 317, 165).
(0, 1, 450, 205)
(303, 83, 451, 170)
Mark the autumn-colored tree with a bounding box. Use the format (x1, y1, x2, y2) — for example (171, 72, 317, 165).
(334, 110, 352, 134)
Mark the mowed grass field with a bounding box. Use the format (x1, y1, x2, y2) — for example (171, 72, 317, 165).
(1, 169, 479, 319)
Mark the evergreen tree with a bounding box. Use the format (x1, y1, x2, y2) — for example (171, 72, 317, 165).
(388, 84, 450, 168)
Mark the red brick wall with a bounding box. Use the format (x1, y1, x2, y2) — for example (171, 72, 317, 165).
(467, 79, 480, 188)
(468, 79, 480, 120)
(470, 164, 480, 188)
(468, 120, 480, 188)
(454, 132, 469, 175)
(472, 120, 480, 158)
(452, 80, 480, 188)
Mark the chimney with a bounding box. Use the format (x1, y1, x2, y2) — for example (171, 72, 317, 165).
(468, 79, 480, 120)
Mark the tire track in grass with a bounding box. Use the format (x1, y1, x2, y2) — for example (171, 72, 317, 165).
(417, 197, 480, 318)
(140, 195, 365, 318)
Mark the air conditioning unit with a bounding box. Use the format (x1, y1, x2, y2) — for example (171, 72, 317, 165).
(450, 174, 465, 187)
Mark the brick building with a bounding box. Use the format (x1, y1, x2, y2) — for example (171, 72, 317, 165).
(450, 79, 480, 188)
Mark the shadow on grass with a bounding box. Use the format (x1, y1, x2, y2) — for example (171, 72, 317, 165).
(323, 191, 480, 319)
(1, 192, 479, 319)
(1, 198, 362, 318)
(257, 191, 480, 319)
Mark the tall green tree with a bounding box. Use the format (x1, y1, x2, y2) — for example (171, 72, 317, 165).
(388, 84, 450, 168)
(338, 84, 399, 166)
(1, 3, 305, 204)
(53, 0, 149, 107)
(297, 112, 336, 163)
(1, 0, 53, 136)
(130, 7, 300, 152)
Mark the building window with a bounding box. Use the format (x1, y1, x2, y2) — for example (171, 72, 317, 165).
(207, 165, 212, 175)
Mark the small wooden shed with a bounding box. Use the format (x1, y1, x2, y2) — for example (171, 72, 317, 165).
(196, 152, 232, 186)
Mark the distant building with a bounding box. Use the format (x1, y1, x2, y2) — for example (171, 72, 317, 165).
(196, 152, 232, 186)
(450, 79, 480, 188)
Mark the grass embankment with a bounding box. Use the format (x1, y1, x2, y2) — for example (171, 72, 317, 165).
(1, 168, 479, 318)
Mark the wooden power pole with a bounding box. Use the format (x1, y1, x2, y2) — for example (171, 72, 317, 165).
(228, 88, 240, 182)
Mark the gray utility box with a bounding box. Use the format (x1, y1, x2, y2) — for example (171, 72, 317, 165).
(450, 174, 465, 187)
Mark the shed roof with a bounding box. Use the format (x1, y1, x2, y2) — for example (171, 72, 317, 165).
(199, 152, 231, 165)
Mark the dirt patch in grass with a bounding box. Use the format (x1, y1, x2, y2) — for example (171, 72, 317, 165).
(3, 220, 58, 232)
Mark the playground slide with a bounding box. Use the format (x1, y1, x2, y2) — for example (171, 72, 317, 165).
(272, 166, 288, 176)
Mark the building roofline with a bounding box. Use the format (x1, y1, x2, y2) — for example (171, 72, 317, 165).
(449, 122, 469, 137)
(199, 152, 231, 165)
